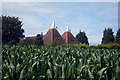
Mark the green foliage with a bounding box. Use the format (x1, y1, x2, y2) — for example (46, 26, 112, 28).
(62, 43, 120, 49)
(2, 15, 25, 44)
(19, 37, 35, 45)
(72, 43, 89, 48)
(64, 43, 120, 49)
(102, 28, 114, 44)
(8, 40, 17, 45)
(34, 34, 44, 46)
(76, 30, 89, 44)
(96, 43, 120, 49)
(2, 45, 120, 79)
(50, 39, 61, 47)
(115, 29, 120, 43)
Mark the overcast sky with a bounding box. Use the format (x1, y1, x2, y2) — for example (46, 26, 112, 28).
(2, 2, 118, 45)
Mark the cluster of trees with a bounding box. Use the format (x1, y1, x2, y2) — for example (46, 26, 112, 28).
(76, 28, 120, 45)
(19, 34, 44, 46)
(2, 15, 120, 46)
(102, 28, 120, 44)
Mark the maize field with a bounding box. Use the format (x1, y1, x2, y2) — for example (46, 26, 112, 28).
(2, 45, 120, 79)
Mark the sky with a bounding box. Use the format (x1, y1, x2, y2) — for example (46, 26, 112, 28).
(2, 2, 118, 45)
(1, 0, 119, 2)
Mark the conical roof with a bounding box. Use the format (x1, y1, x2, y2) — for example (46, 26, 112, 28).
(43, 29, 66, 45)
(43, 22, 65, 45)
(62, 26, 79, 44)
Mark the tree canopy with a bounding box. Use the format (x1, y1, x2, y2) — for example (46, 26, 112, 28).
(76, 30, 89, 44)
(2, 16, 25, 44)
(19, 37, 35, 45)
(34, 34, 44, 45)
(102, 28, 114, 44)
(115, 29, 120, 43)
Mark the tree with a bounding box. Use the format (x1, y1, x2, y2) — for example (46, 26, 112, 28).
(19, 37, 35, 45)
(76, 30, 89, 44)
(115, 29, 120, 43)
(102, 28, 114, 44)
(8, 40, 17, 45)
(34, 34, 44, 45)
(2, 16, 25, 44)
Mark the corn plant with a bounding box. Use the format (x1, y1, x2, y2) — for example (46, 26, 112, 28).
(2, 45, 120, 79)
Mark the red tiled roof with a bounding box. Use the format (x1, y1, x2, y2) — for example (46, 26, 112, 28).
(43, 28, 66, 45)
(62, 32, 79, 44)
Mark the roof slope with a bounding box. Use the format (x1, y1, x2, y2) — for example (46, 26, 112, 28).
(62, 31, 79, 44)
(43, 28, 66, 45)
